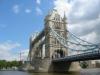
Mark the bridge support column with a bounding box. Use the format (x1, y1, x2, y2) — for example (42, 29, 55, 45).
(68, 62, 81, 72)
(28, 57, 81, 73)
(50, 62, 81, 72)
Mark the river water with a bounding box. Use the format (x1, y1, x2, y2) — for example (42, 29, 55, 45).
(0, 68, 100, 75)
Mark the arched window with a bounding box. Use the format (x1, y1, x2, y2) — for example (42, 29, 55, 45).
(52, 49, 65, 59)
(55, 22, 60, 29)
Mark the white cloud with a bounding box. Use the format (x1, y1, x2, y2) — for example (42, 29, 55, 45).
(80, 32, 97, 43)
(25, 9, 31, 14)
(54, 0, 71, 17)
(0, 41, 29, 61)
(0, 41, 21, 61)
(12, 4, 20, 14)
(68, 0, 100, 23)
(20, 49, 29, 61)
(35, 0, 42, 15)
(36, 0, 41, 5)
(53, 0, 100, 44)
(36, 7, 42, 15)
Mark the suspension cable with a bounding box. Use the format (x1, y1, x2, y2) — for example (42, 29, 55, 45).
(49, 26, 99, 52)
(66, 30, 98, 45)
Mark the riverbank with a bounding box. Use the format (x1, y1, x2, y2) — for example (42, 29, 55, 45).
(80, 68, 100, 75)
(0, 69, 18, 71)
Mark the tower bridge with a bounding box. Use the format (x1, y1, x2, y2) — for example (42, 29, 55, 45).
(27, 9, 100, 72)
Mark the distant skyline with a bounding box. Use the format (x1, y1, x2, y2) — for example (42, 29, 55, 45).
(0, 0, 100, 61)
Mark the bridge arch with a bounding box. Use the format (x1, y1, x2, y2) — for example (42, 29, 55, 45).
(52, 49, 65, 59)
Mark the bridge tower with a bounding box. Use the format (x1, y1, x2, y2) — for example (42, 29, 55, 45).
(45, 9, 68, 59)
(44, 9, 81, 72)
(28, 9, 81, 72)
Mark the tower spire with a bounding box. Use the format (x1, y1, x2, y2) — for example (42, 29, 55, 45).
(63, 11, 67, 24)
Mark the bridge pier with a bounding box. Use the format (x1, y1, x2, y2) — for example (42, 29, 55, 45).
(30, 58, 52, 72)
(68, 62, 81, 72)
(30, 58, 81, 72)
(49, 61, 81, 72)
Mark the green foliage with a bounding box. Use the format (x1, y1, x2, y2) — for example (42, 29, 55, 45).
(0, 60, 23, 70)
(80, 61, 88, 68)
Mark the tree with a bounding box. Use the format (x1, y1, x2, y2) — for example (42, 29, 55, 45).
(0, 60, 23, 70)
(80, 61, 88, 68)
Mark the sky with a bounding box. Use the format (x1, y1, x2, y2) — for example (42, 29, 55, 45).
(0, 0, 100, 61)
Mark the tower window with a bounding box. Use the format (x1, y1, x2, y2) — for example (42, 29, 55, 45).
(55, 23, 60, 29)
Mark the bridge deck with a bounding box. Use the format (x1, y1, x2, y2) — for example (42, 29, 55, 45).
(52, 50, 100, 62)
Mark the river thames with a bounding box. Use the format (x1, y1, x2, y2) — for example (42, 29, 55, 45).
(0, 68, 100, 75)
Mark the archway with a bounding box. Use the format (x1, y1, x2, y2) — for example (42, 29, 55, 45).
(52, 49, 65, 59)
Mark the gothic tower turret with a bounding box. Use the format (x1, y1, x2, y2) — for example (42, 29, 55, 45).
(45, 9, 68, 58)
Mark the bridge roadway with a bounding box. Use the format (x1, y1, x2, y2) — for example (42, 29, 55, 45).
(31, 29, 44, 46)
(52, 50, 100, 62)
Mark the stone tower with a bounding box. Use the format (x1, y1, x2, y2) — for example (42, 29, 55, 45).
(45, 9, 68, 59)
(28, 9, 81, 72)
